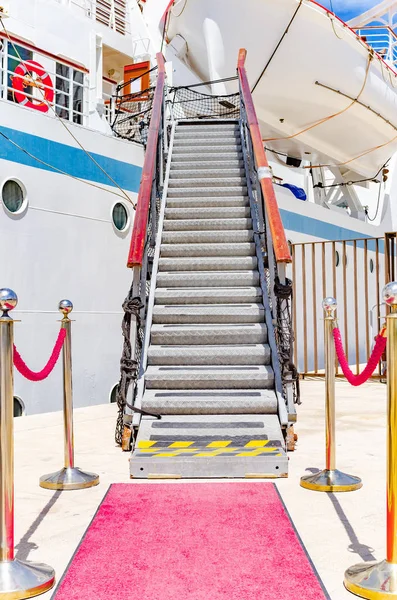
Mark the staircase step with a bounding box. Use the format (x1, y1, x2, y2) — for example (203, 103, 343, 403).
(154, 287, 262, 305)
(152, 303, 264, 324)
(141, 388, 276, 414)
(145, 365, 274, 390)
(174, 131, 239, 140)
(161, 230, 254, 244)
(167, 186, 248, 198)
(172, 145, 242, 155)
(173, 138, 239, 147)
(147, 344, 270, 366)
(177, 122, 239, 131)
(130, 414, 287, 479)
(163, 218, 252, 231)
(169, 169, 245, 179)
(172, 151, 243, 162)
(171, 161, 244, 171)
(156, 271, 260, 288)
(160, 242, 255, 257)
(165, 207, 250, 220)
(158, 256, 257, 272)
(168, 178, 246, 189)
(166, 197, 249, 208)
(150, 323, 267, 345)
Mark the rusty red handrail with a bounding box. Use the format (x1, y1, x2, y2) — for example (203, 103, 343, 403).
(127, 53, 166, 268)
(237, 48, 291, 264)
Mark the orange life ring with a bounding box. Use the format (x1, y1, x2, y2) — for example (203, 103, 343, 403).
(12, 60, 54, 113)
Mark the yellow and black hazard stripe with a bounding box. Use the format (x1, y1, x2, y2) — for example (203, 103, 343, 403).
(135, 439, 282, 458)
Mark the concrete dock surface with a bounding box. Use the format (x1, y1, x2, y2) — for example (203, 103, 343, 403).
(12, 378, 387, 599)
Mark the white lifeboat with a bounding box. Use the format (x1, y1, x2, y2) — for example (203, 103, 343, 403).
(147, 0, 397, 179)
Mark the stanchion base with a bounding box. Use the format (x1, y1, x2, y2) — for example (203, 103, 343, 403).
(39, 467, 99, 490)
(300, 469, 362, 492)
(0, 558, 55, 599)
(344, 559, 397, 598)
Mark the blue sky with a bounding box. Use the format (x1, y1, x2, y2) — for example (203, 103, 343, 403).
(322, 0, 378, 21)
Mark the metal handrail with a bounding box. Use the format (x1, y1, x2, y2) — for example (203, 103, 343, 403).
(237, 48, 291, 265)
(127, 53, 166, 268)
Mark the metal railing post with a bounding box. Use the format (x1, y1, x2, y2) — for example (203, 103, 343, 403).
(0, 288, 55, 598)
(345, 281, 397, 596)
(40, 300, 99, 490)
(300, 297, 362, 492)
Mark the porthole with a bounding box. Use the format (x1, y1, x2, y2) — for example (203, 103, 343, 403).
(13, 396, 25, 417)
(335, 250, 340, 267)
(112, 202, 129, 232)
(1, 179, 27, 215)
(370, 258, 374, 273)
(109, 384, 118, 403)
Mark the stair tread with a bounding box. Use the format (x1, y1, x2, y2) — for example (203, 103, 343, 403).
(152, 303, 264, 324)
(154, 287, 262, 304)
(163, 218, 252, 231)
(158, 256, 257, 271)
(156, 271, 260, 287)
(145, 365, 274, 390)
(147, 343, 270, 366)
(150, 323, 267, 345)
(161, 230, 254, 243)
(160, 242, 255, 257)
(141, 388, 277, 414)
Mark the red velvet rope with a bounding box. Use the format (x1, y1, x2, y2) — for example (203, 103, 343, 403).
(13, 328, 66, 382)
(332, 326, 386, 386)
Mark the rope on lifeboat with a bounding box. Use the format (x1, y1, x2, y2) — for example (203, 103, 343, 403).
(263, 51, 373, 143)
(251, 0, 303, 94)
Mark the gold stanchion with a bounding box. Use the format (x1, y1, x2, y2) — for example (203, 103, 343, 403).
(300, 297, 362, 492)
(0, 288, 55, 598)
(344, 282, 397, 598)
(40, 300, 99, 491)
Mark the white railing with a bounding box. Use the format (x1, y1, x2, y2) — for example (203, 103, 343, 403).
(0, 38, 89, 125)
(56, 0, 130, 35)
(355, 26, 397, 69)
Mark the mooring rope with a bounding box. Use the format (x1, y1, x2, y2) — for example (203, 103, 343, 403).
(13, 328, 66, 382)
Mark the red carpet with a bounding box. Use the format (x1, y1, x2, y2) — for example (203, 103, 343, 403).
(54, 483, 329, 600)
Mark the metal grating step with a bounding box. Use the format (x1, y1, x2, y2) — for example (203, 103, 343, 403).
(130, 414, 287, 479)
(141, 389, 276, 414)
(156, 270, 260, 288)
(160, 242, 255, 257)
(147, 344, 271, 366)
(165, 206, 250, 220)
(145, 365, 274, 390)
(163, 218, 252, 231)
(158, 256, 257, 272)
(166, 197, 249, 208)
(169, 169, 245, 179)
(152, 303, 265, 324)
(154, 287, 262, 305)
(161, 230, 254, 244)
(150, 323, 267, 345)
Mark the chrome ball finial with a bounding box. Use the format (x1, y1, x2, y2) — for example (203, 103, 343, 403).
(0, 288, 18, 316)
(383, 282, 397, 307)
(322, 296, 337, 315)
(58, 299, 73, 316)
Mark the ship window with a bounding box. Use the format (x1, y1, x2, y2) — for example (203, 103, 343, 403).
(112, 202, 129, 231)
(110, 384, 118, 403)
(55, 63, 85, 124)
(6, 43, 33, 102)
(2, 179, 26, 214)
(14, 396, 25, 417)
(370, 258, 374, 273)
(335, 251, 340, 267)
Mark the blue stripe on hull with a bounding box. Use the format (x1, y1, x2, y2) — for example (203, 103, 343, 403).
(0, 125, 142, 192)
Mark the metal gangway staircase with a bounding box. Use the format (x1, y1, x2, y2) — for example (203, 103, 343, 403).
(114, 50, 298, 479)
